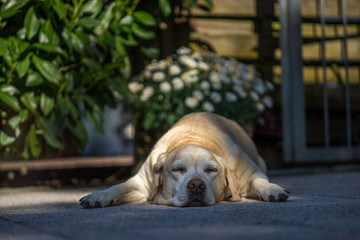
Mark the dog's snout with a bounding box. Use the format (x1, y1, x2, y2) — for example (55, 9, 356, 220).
(187, 179, 206, 194)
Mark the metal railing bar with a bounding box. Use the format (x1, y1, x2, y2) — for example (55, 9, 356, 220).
(320, 0, 330, 147)
(302, 17, 360, 24)
(342, 0, 352, 147)
(302, 34, 360, 44)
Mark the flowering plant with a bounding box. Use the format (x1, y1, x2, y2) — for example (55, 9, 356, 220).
(128, 47, 274, 136)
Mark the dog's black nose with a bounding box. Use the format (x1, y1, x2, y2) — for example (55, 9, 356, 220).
(187, 179, 206, 194)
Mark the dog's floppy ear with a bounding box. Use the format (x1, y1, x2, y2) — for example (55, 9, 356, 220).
(154, 152, 167, 173)
(149, 152, 167, 200)
(225, 167, 242, 202)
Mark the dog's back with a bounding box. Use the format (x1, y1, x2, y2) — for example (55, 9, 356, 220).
(156, 112, 265, 172)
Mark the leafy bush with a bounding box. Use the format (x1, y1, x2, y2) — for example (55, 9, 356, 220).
(0, 0, 160, 159)
(128, 46, 275, 138)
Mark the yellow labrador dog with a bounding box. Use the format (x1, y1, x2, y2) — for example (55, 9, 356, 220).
(80, 112, 289, 208)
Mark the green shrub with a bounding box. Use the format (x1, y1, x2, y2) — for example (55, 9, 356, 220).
(0, 0, 159, 159)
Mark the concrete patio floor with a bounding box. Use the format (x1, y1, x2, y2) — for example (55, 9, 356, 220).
(1, 169, 359, 240)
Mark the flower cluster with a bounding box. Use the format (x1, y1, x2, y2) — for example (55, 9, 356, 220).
(128, 47, 275, 133)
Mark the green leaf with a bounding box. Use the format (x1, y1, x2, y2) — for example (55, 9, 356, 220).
(24, 6, 40, 40)
(183, 0, 197, 6)
(40, 93, 55, 116)
(78, 17, 100, 29)
(115, 36, 127, 56)
(121, 56, 131, 79)
(0, 38, 9, 56)
(81, 0, 102, 17)
(133, 11, 157, 27)
(86, 105, 103, 133)
(39, 21, 59, 45)
(158, 0, 172, 17)
(203, 0, 214, 8)
(68, 99, 79, 120)
(57, 95, 71, 116)
(67, 121, 88, 148)
(83, 58, 101, 72)
(26, 71, 44, 87)
(33, 42, 65, 56)
(16, 52, 31, 78)
(9, 37, 29, 54)
(32, 55, 61, 85)
(141, 46, 160, 59)
(8, 110, 28, 130)
(119, 16, 133, 26)
(0, 92, 21, 111)
(131, 23, 155, 40)
(36, 116, 63, 149)
(118, 34, 137, 47)
(0, 0, 30, 18)
(20, 92, 37, 113)
(28, 124, 42, 158)
(0, 131, 16, 146)
(53, 0, 67, 19)
(99, 3, 114, 31)
(70, 32, 84, 54)
(0, 85, 19, 95)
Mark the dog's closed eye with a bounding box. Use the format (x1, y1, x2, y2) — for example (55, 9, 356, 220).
(172, 167, 187, 173)
(204, 167, 218, 173)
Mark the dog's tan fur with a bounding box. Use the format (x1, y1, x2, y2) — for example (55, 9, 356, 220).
(80, 112, 289, 208)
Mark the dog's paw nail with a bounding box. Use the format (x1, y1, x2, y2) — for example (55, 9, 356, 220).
(279, 193, 288, 201)
(269, 195, 276, 202)
(81, 201, 90, 208)
(285, 189, 290, 194)
(95, 201, 101, 208)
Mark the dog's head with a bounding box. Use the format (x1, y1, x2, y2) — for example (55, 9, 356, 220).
(153, 144, 241, 207)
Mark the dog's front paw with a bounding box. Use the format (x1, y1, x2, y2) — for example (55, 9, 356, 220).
(258, 183, 289, 202)
(80, 190, 115, 208)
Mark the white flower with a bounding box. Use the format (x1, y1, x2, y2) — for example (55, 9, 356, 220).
(262, 95, 273, 108)
(198, 62, 209, 71)
(200, 81, 210, 90)
(188, 69, 199, 75)
(265, 81, 275, 91)
(222, 76, 231, 84)
(140, 86, 154, 102)
(191, 52, 202, 60)
(181, 70, 198, 85)
(193, 90, 204, 101)
(153, 71, 165, 82)
(158, 60, 168, 70)
(211, 80, 222, 90)
(256, 102, 265, 112)
(254, 83, 266, 95)
(250, 91, 259, 102)
(160, 82, 171, 93)
(179, 56, 197, 68)
(225, 92, 238, 102)
(144, 70, 152, 79)
(202, 101, 215, 112)
(128, 82, 143, 94)
(210, 92, 222, 104)
(210, 72, 220, 82)
(185, 97, 199, 109)
(210, 73, 222, 90)
(146, 62, 158, 71)
(172, 77, 184, 90)
(169, 65, 181, 76)
(177, 46, 192, 55)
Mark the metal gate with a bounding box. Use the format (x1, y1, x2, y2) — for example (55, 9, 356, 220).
(280, 0, 360, 163)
